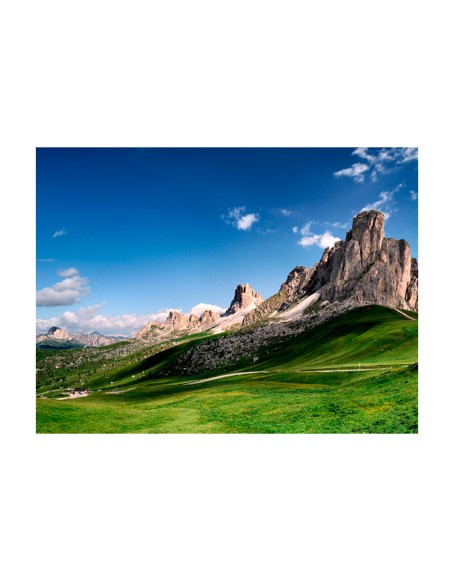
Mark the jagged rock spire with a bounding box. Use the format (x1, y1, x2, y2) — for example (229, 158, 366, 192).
(223, 283, 263, 316)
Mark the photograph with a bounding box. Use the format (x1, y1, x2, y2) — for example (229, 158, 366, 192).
(36, 147, 418, 433)
(4, 1, 452, 580)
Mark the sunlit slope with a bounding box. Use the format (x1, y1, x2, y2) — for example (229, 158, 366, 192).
(248, 305, 417, 371)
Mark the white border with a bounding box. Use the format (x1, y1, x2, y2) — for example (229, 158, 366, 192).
(1, 1, 452, 581)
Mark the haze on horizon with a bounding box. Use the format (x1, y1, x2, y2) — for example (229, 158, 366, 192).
(36, 147, 418, 337)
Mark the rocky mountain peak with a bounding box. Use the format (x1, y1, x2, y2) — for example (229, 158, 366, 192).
(199, 309, 221, 326)
(48, 326, 61, 335)
(47, 326, 71, 340)
(348, 209, 385, 263)
(224, 283, 263, 316)
(244, 209, 418, 325)
(37, 326, 117, 347)
(136, 308, 222, 340)
(310, 209, 418, 310)
(166, 311, 190, 331)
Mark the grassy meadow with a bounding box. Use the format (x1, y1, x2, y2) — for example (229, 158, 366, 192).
(36, 306, 418, 433)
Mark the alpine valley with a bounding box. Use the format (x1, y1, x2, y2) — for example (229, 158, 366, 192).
(36, 210, 418, 434)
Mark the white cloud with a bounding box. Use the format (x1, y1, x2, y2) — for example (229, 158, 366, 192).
(327, 221, 349, 229)
(281, 209, 292, 216)
(36, 270, 90, 306)
(189, 303, 226, 316)
(36, 304, 181, 337)
(225, 206, 260, 231)
(144, 308, 182, 323)
(410, 190, 418, 201)
(36, 302, 230, 337)
(238, 213, 259, 230)
(294, 221, 340, 250)
(334, 162, 369, 183)
(361, 182, 404, 219)
(352, 147, 377, 164)
(37, 258, 54, 263)
(52, 228, 67, 238)
(257, 227, 276, 235)
(298, 231, 341, 250)
(57, 267, 79, 278)
(299, 222, 312, 236)
(334, 148, 418, 183)
(292, 226, 299, 234)
(400, 147, 418, 163)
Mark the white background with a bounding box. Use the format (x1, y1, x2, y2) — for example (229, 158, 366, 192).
(1, 1, 453, 581)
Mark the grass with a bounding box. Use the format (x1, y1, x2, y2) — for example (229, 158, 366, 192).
(247, 305, 417, 371)
(36, 305, 418, 433)
(36, 367, 417, 433)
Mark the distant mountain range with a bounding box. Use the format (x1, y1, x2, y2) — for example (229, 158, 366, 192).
(36, 326, 123, 349)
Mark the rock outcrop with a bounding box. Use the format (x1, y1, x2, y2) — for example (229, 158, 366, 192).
(167, 311, 190, 331)
(135, 308, 221, 341)
(223, 283, 263, 316)
(245, 210, 418, 325)
(200, 309, 222, 327)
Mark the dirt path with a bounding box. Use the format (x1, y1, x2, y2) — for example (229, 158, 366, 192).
(185, 367, 399, 384)
(393, 308, 417, 321)
(185, 371, 270, 385)
(294, 367, 394, 373)
(37, 388, 66, 397)
(105, 386, 139, 395)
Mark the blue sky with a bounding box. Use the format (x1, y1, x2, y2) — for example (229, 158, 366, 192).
(36, 147, 418, 336)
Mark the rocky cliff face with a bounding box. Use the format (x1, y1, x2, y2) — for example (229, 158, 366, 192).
(312, 210, 418, 310)
(223, 283, 263, 316)
(166, 309, 222, 331)
(200, 309, 222, 327)
(135, 308, 221, 340)
(245, 210, 418, 325)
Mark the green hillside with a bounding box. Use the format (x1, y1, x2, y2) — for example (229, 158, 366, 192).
(248, 305, 417, 371)
(36, 305, 418, 433)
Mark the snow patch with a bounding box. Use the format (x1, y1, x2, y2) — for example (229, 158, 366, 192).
(275, 292, 321, 321)
(210, 301, 260, 333)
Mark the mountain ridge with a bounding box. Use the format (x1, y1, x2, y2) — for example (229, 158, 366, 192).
(135, 282, 263, 341)
(36, 326, 123, 348)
